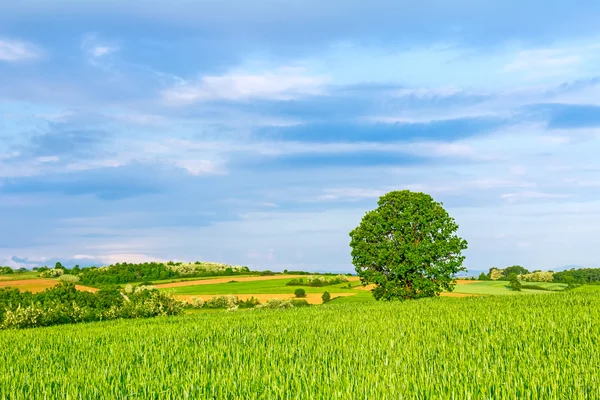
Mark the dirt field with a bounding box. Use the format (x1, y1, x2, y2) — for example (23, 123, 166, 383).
(176, 292, 357, 305)
(157, 275, 360, 289)
(0, 279, 97, 293)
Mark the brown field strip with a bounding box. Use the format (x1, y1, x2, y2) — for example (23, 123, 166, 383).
(156, 274, 360, 289)
(176, 292, 357, 305)
(0, 279, 97, 293)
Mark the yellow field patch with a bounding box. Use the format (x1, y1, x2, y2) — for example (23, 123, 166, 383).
(0, 279, 97, 293)
(176, 292, 357, 305)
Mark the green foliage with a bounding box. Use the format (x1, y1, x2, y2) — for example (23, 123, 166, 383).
(39, 268, 64, 278)
(238, 297, 260, 309)
(478, 272, 490, 281)
(58, 274, 80, 283)
(519, 271, 554, 283)
(350, 190, 468, 300)
(78, 261, 254, 286)
(487, 268, 504, 280)
(502, 265, 529, 277)
(290, 299, 310, 307)
(286, 275, 348, 287)
(204, 295, 239, 309)
(255, 298, 294, 309)
(1, 294, 599, 398)
(508, 274, 522, 291)
(554, 268, 600, 284)
(0, 266, 14, 275)
(0, 283, 182, 329)
(294, 288, 306, 298)
(321, 291, 331, 303)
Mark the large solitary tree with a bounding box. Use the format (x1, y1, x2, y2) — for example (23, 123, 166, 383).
(349, 190, 468, 300)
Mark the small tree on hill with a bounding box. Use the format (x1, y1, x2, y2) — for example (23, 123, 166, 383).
(321, 291, 331, 303)
(508, 274, 522, 291)
(478, 272, 489, 281)
(294, 288, 306, 298)
(349, 190, 468, 300)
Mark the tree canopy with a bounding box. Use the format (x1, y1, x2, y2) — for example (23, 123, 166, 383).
(349, 190, 468, 300)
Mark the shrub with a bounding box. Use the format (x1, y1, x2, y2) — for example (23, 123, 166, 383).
(294, 288, 306, 298)
(58, 274, 80, 283)
(488, 268, 504, 280)
(0, 266, 14, 275)
(256, 299, 294, 309)
(189, 297, 205, 309)
(290, 299, 310, 307)
(519, 271, 554, 283)
(39, 269, 65, 278)
(322, 291, 331, 303)
(204, 295, 239, 309)
(239, 297, 260, 309)
(508, 275, 522, 291)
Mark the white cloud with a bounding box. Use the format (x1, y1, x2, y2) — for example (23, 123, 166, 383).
(175, 159, 222, 175)
(500, 191, 571, 202)
(503, 49, 580, 74)
(82, 34, 118, 58)
(162, 67, 328, 104)
(90, 46, 115, 57)
(319, 188, 386, 201)
(0, 39, 40, 61)
(36, 156, 60, 163)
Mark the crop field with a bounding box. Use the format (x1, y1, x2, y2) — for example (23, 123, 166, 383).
(1, 292, 599, 399)
(0, 278, 97, 293)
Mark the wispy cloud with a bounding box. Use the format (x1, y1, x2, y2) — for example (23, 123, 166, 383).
(504, 49, 581, 73)
(162, 67, 328, 104)
(0, 38, 40, 61)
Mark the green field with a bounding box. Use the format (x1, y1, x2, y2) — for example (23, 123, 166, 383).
(161, 278, 359, 295)
(0, 271, 41, 281)
(1, 293, 598, 399)
(452, 281, 568, 295)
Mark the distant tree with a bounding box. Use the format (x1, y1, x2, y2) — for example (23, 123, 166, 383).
(294, 288, 306, 298)
(502, 265, 529, 278)
(284, 269, 288, 274)
(488, 268, 504, 280)
(321, 291, 331, 303)
(508, 274, 522, 291)
(349, 190, 468, 300)
(478, 272, 489, 281)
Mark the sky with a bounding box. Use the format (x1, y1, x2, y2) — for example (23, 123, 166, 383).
(2, 0, 600, 272)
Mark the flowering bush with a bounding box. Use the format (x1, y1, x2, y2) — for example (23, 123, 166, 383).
(58, 274, 80, 283)
(39, 269, 64, 278)
(204, 295, 239, 310)
(519, 271, 554, 283)
(0, 283, 184, 330)
(256, 299, 294, 310)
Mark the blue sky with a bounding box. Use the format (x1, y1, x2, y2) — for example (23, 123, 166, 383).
(2, 0, 600, 272)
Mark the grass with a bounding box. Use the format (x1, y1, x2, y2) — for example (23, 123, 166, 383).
(161, 278, 356, 295)
(135, 274, 259, 286)
(1, 292, 598, 399)
(452, 280, 567, 295)
(0, 271, 40, 281)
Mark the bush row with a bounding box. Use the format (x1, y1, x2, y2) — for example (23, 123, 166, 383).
(0, 283, 183, 330)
